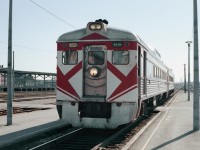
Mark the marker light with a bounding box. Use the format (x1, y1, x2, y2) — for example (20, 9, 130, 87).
(89, 23, 102, 30)
(89, 67, 100, 77)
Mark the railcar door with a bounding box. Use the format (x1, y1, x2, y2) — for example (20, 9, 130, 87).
(83, 45, 107, 100)
(138, 47, 147, 96)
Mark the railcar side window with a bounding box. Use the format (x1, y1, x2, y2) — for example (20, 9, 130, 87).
(112, 51, 129, 65)
(88, 51, 104, 65)
(62, 50, 78, 65)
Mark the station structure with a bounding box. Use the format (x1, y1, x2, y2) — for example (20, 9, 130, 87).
(0, 68, 56, 91)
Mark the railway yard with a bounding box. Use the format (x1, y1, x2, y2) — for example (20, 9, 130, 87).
(0, 91, 56, 116)
(0, 89, 200, 150)
(1, 1, 199, 150)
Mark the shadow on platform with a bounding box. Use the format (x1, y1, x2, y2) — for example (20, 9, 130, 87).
(151, 130, 195, 150)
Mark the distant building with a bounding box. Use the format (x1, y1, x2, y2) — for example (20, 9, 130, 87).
(0, 74, 4, 86)
(0, 66, 6, 87)
(0, 67, 56, 91)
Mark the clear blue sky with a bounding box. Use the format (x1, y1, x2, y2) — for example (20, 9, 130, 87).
(0, 0, 195, 82)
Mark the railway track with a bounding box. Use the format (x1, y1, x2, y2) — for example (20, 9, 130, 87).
(0, 107, 50, 116)
(27, 110, 158, 150)
(0, 92, 55, 116)
(28, 90, 178, 150)
(29, 127, 117, 150)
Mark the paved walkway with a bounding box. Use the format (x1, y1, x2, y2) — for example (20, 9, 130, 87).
(0, 105, 68, 148)
(128, 90, 200, 150)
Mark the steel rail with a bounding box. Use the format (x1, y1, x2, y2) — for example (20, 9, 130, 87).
(29, 128, 83, 150)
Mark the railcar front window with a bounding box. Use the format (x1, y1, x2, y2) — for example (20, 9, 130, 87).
(62, 50, 78, 65)
(112, 51, 129, 65)
(88, 51, 104, 65)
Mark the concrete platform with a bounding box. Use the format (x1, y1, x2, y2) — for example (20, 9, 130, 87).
(0, 107, 68, 148)
(125, 90, 200, 150)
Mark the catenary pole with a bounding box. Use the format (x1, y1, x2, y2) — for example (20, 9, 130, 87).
(186, 41, 192, 101)
(7, 0, 13, 125)
(193, 0, 199, 131)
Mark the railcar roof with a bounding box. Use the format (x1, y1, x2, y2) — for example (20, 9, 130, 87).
(57, 27, 140, 42)
(57, 25, 172, 72)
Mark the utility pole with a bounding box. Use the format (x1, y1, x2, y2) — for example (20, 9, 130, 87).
(193, 0, 199, 131)
(13, 51, 15, 98)
(184, 64, 186, 93)
(186, 41, 192, 101)
(7, 0, 13, 125)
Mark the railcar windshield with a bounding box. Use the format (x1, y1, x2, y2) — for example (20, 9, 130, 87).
(62, 50, 78, 65)
(112, 51, 129, 65)
(88, 51, 104, 65)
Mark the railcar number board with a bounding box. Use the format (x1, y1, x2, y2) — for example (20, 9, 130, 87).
(112, 42, 123, 47)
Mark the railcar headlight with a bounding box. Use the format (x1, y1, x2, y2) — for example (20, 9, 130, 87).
(89, 23, 102, 30)
(89, 67, 100, 77)
(96, 24, 102, 30)
(90, 24, 96, 30)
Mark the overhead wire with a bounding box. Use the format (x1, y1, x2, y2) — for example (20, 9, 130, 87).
(0, 41, 55, 53)
(29, 0, 77, 29)
(1, 1, 76, 54)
